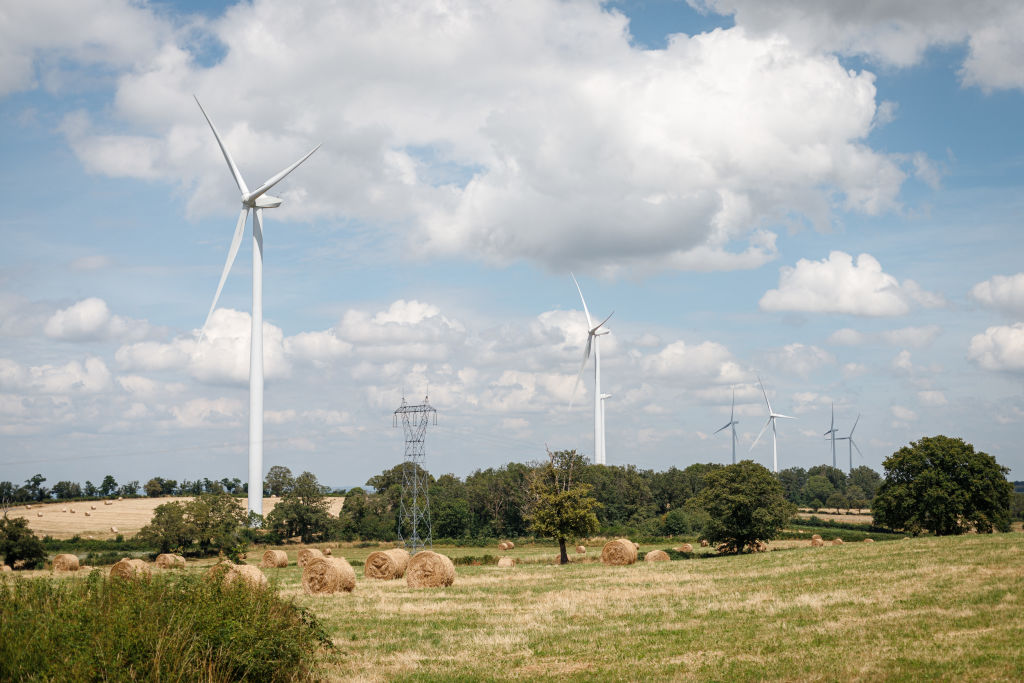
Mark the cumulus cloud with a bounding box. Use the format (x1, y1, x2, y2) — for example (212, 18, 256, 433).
(760, 251, 944, 316)
(970, 273, 1024, 317)
(0, 356, 111, 394)
(44, 298, 153, 342)
(641, 340, 744, 383)
(42, 0, 919, 273)
(968, 323, 1024, 372)
(891, 404, 917, 422)
(171, 397, 242, 428)
(917, 390, 947, 406)
(762, 343, 834, 378)
(829, 324, 941, 348)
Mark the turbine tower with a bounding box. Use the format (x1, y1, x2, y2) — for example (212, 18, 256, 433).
(836, 414, 862, 474)
(714, 387, 740, 464)
(749, 376, 795, 473)
(569, 273, 613, 465)
(195, 97, 320, 517)
(824, 402, 838, 469)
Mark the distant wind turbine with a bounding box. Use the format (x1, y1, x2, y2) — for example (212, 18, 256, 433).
(714, 387, 740, 464)
(836, 414, 863, 474)
(824, 402, 838, 469)
(569, 273, 613, 465)
(749, 376, 795, 473)
(195, 96, 320, 517)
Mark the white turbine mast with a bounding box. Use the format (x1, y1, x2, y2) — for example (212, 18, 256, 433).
(569, 273, 613, 465)
(714, 387, 740, 464)
(749, 376, 795, 473)
(824, 402, 838, 469)
(836, 414, 863, 474)
(195, 96, 320, 517)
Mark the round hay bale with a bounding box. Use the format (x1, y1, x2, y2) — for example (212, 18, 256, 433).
(811, 538, 825, 547)
(155, 553, 186, 569)
(811, 534, 822, 541)
(104, 500, 113, 505)
(302, 557, 355, 594)
(52, 554, 80, 571)
(25, 504, 31, 509)
(110, 526, 119, 534)
(675, 543, 694, 553)
(61, 507, 67, 513)
(504, 541, 515, 549)
(498, 541, 508, 550)
(575, 545, 586, 554)
(90, 504, 97, 510)
(364, 548, 410, 580)
(36, 512, 43, 518)
(69, 508, 75, 513)
(601, 539, 638, 566)
(207, 561, 268, 588)
(497, 556, 515, 568)
(832, 538, 844, 545)
(863, 538, 874, 543)
(261, 550, 289, 568)
(84, 511, 91, 517)
(117, 496, 123, 501)
(700, 539, 709, 547)
(756, 541, 770, 552)
(406, 551, 456, 588)
(2, 565, 13, 572)
(110, 558, 151, 580)
(297, 548, 324, 567)
(323, 548, 332, 556)
(645, 549, 670, 562)
(633, 542, 640, 551)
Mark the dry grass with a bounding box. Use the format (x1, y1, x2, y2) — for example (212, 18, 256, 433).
(796, 509, 874, 524)
(3, 497, 345, 539)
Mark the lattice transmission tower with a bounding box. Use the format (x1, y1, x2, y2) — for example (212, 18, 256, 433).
(393, 394, 437, 553)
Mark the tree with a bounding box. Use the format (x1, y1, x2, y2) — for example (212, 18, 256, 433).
(776, 467, 808, 505)
(848, 466, 883, 500)
(265, 471, 332, 543)
(118, 481, 140, 497)
(24, 474, 48, 502)
(186, 491, 249, 559)
(264, 466, 295, 496)
(802, 475, 834, 510)
(0, 516, 45, 569)
(99, 475, 118, 497)
(689, 460, 795, 553)
(873, 435, 1012, 535)
(825, 491, 849, 511)
(144, 478, 165, 497)
(846, 485, 868, 513)
(137, 501, 192, 553)
(83, 481, 98, 497)
(807, 465, 847, 493)
(526, 450, 600, 564)
(52, 481, 82, 500)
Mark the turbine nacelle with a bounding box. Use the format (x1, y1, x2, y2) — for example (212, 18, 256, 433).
(250, 194, 282, 209)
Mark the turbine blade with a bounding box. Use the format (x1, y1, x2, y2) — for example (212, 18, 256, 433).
(201, 207, 249, 337)
(758, 376, 773, 414)
(593, 310, 614, 332)
(851, 439, 863, 457)
(730, 388, 735, 420)
(850, 413, 860, 437)
(195, 96, 249, 197)
(246, 144, 321, 202)
(568, 334, 593, 408)
(750, 417, 772, 451)
(714, 422, 730, 434)
(571, 272, 594, 329)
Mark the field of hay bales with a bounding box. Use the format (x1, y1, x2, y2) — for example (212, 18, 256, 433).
(3, 497, 345, 539)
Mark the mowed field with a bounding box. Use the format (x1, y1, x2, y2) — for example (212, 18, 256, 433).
(4, 496, 345, 539)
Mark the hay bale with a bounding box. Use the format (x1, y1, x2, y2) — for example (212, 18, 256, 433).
(208, 561, 268, 588)
(811, 538, 825, 547)
(863, 538, 874, 543)
(497, 556, 515, 568)
(504, 541, 515, 549)
(261, 550, 289, 568)
(155, 553, 186, 569)
(69, 508, 75, 513)
(104, 500, 113, 505)
(675, 543, 694, 553)
(110, 526, 119, 534)
(700, 539, 709, 547)
(811, 534, 822, 541)
(36, 512, 43, 518)
(323, 548, 332, 556)
(406, 551, 456, 588)
(90, 504, 97, 510)
(302, 557, 355, 594)
(601, 538, 638, 566)
(832, 538, 844, 545)
(61, 507, 67, 513)
(645, 549, 670, 562)
(364, 548, 410, 580)
(53, 554, 80, 571)
(117, 496, 123, 501)
(498, 541, 508, 550)
(575, 545, 586, 554)
(297, 548, 324, 567)
(756, 541, 770, 552)
(84, 511, 91, 517)
(110, 558, 151, 580)
(25, 504, 31, 509)
(2, 565, 13, 572)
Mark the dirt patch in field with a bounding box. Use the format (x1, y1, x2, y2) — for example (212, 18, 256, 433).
(4, 496, 345, 539)
(796, 510, 874, 525)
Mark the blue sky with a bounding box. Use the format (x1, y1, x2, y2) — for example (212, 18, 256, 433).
(2, 0, 1023, 490)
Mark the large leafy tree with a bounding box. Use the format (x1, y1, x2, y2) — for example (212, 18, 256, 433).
(0, 516, 45, 569)
(263, 465, 295, 497)
(689, 460, 795, 553)
(266, 472, 332, 543)
(873, 435, 1012, 535)
(526, 450, 600, 564)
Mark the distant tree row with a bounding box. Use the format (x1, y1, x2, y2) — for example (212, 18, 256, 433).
(775, 465, 882, 511)
(0, 474, 251, 503)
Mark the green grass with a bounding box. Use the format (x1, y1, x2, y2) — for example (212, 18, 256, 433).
(266, 534, 1024, 681)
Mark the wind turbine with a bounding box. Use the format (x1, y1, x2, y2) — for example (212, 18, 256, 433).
(749, 376, 795, 473)
(824, 402, 838, 469)
(600, 393, 612, 460)
(195, 96, 320, 517)
(714, 387, 740, 464)
(569, 273, 613, 465)
(836, 414, 862, 474)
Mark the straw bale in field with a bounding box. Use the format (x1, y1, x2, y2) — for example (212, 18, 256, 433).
(675, 543, 693, 553)
(25, 504, 31, 509)
(832, 538, 844, 545)
(601, 538, 638, 566)
(117, 496, 123, 500)
(302, 557, 355, 594)
(104, 500, 113, 505)
(2, 565, 13, 572)
(497, 556, 515, 568)
(504, 541, 515, 549)
(406, 551, 456, 588)
(575, 545, 586, 554)
(36, 512, 43, 517)
(84, 511, 91, 517)
(757, 541, 770, 552)
(110, 558, 151, 580)
(323, 548, 332, 556)
(811, 538, 825, 547)
(110, 526, 119, 533)
(70, 508, 75, 513)
(207, 561, 268, 588)
(364, 548, 410, 580)
(645, 549, 670, 562)
(863, 538, 874, 543)
(90, 505, 97, 510)
(53, 554, 79, 571)
(498, 541, 508, 550)
(155, 553, 186, 569)
(700, 539, 709, 547)
(811, 534, 822, 541)
(297, 548, 324, 567)
(261, 550, 289, 568)
(61, 507, 67, 513)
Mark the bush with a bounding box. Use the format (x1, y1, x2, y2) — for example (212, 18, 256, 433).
(0, 517, 45, 569)
(0, 571, 331, 681)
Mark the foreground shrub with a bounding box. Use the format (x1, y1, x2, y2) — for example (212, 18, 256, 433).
(0, 570, 331, 681)
(0, 517, 45, 569)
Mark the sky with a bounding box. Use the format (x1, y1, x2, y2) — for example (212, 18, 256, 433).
(1, 0, 1023, 490)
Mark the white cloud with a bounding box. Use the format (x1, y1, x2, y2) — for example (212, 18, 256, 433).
(762, 343, 834, 378)
(641, 340, 744, 384)
(842, 362, 867, 378)
(892, 350, 914, 372)
(760, 251, 944, 316)
(44, 298, 153, 342)
(0, 356, 111, 394)
(970, 273, 1024, 317)
(917, 390, 947, 407)
(171, 397, 242, 428)
(891, 404, 917, 422)
(879, 325, 941, 348)
(827, 328, 867, 345)
(968, 323, 1024, 372)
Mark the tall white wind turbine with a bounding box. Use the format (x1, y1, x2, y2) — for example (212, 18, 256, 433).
(749, 376, 795, 473)
(195, 96, 320, 517)
(569, 273, 613, 465)
(824, 402, 838, 469)
(714, 387, 740, 464)
(836, 414, 862, 474)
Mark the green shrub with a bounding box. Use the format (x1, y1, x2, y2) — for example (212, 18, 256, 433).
(0, 517, 45, 569)
(0, 571, 331, 681)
